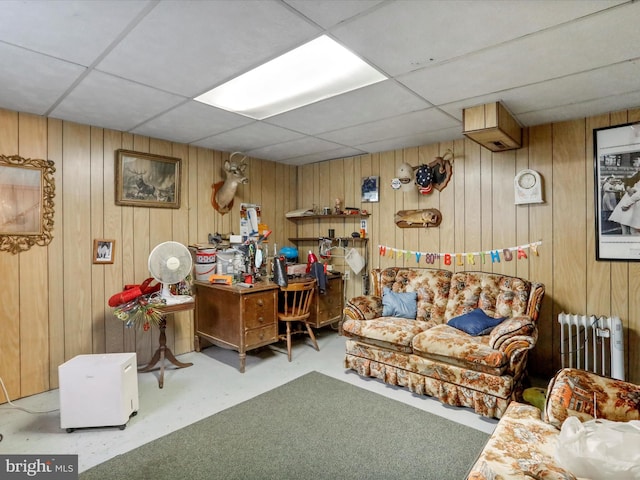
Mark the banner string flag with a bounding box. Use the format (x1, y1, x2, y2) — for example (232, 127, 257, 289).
(377, 241, 542, 266)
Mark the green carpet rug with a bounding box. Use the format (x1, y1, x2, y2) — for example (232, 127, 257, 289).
(80, 372, 488, 480)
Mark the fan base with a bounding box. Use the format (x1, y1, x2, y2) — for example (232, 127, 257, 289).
(162, 294, 193, 306)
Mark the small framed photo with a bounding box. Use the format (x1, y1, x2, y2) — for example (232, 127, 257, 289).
(93, 239, 115, 264)
(115, 149, 181, 208)
(361, 176, 379, 203)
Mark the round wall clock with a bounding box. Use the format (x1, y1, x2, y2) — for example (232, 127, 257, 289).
(514, 169, 543, 205)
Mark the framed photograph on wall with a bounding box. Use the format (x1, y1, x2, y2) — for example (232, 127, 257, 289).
(361, 176, 379, 203)
(93, 239, 115, 264)
(594, 123, 640, 261)
(115, 150, 181, 208)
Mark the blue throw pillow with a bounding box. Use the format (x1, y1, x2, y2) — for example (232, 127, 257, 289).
(382, 287, 417, 319)
(448, 309, 505, 336)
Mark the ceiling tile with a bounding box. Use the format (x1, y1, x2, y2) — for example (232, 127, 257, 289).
(193, 122, 305, 152)
(96, 0, 321, 97)
(278, 146, 367, 166)
(398, 2, 640, 106)
(0, 0, 150, 65)
(132, 101, 254, 144)
(247, 136, 347, 161)
(319, 108, 459, 145)
(0, 43, 85, 115)
(50, 71, 185, 132)
(265, 80, 431, 135)
(283, 0, 385, 29)
(330, 0, 624, 76)
(517, 90, 640, 127)
(355, 126, 462, 154)
(439, 60, 640, 126)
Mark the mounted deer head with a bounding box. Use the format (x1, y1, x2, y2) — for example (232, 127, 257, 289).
(211, 152, 249, 214)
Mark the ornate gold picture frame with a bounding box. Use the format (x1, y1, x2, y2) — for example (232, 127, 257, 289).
(0, 154, 55, 254)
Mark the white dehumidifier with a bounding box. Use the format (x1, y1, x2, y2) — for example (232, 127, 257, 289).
(58, 353, 139, 432)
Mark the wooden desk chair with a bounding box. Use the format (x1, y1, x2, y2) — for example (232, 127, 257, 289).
(278, 279, 319, 361)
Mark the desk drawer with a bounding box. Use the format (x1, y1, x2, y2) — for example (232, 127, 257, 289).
(245, 325, 277, 346)
(243, 292, 276, 329)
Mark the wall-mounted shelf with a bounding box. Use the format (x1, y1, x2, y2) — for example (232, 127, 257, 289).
(286, 213, 371, 294)
(288, 237, 368, 243)
(287, 214, 370, 222)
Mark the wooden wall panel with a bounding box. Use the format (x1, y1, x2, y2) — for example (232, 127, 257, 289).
(461, 140, 481, 271)
(528, 123, 554, 376)
(103, 129, 126, 356)
(585, 115, 613, 320)
(627, 108, 640, 382)
(90, 127, 106, 354)
(62, 122, 93, 359)
(0, 110, 20, 401)
(18, 113, 49, 396)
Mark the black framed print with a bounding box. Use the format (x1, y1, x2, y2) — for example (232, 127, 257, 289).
(594, 122, 640, 261)
(361, 176, 379, 203)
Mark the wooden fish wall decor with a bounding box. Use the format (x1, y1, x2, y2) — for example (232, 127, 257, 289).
(394, 209, 442, 228)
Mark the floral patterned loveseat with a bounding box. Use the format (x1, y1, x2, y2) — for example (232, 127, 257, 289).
(342, 267, 545, 418)
(468, 368, 640, 479)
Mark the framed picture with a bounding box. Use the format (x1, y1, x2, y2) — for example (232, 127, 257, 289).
(594, 123, 640, 261)
(361, 176, 379, 203)
(0, 154, 56, 254)
(115, 150, 181, 208)
(93, 239, 115, 264)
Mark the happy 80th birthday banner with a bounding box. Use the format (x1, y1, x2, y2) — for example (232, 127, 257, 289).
(377, 241, 542, 266)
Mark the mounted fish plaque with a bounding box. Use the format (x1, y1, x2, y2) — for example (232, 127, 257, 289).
(394, 209, 442, 228)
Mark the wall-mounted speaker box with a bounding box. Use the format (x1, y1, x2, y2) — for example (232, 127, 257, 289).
(58, 353, 139, 432)
(463, 101, 522, 152)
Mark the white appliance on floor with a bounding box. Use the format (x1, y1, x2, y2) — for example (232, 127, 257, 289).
(58, 352, 139, 432)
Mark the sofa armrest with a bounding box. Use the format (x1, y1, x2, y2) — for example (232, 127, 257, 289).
(343, 295, 383, 320)
(488, 316, 536, 350)
(545, 368, 640, 428)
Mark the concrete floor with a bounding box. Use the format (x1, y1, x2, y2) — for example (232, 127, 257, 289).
(0, 328, 497, 473)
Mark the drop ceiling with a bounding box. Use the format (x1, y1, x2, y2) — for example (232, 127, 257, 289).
(1, 0, 639, 165)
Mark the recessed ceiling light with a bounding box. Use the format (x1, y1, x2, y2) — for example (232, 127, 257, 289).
(194, 35, 387, 120)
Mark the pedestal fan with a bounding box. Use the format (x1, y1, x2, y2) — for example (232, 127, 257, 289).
(142, 241, 194, 388)
(148, 241, 193, 305)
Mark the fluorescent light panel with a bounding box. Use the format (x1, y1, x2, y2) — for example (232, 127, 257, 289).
(194, 35, 387, 120)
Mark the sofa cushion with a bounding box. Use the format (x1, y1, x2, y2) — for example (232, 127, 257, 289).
(444, 272, 531, 322)
(341, 317, 434, 353)
(447, 308, 505, 335)
(412, 324, 508, 375)
(382, 287, 417, 319)
(372, 268, 452, 324)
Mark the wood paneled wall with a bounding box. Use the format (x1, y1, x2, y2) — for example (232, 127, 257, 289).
(296, 109, 640, 385)
(2, 105, 639, 402)
(0, 109, 296, 402)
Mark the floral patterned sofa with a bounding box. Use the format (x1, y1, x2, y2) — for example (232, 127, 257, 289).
(468, 368, 640, 479)
(342, 267, 545, 418)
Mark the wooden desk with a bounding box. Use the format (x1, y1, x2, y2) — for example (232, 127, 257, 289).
(138, 301, 194, 389)
(193, 282, 279, 373)
(290, 273, 343, 328)
(309, 273, 343, 329)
